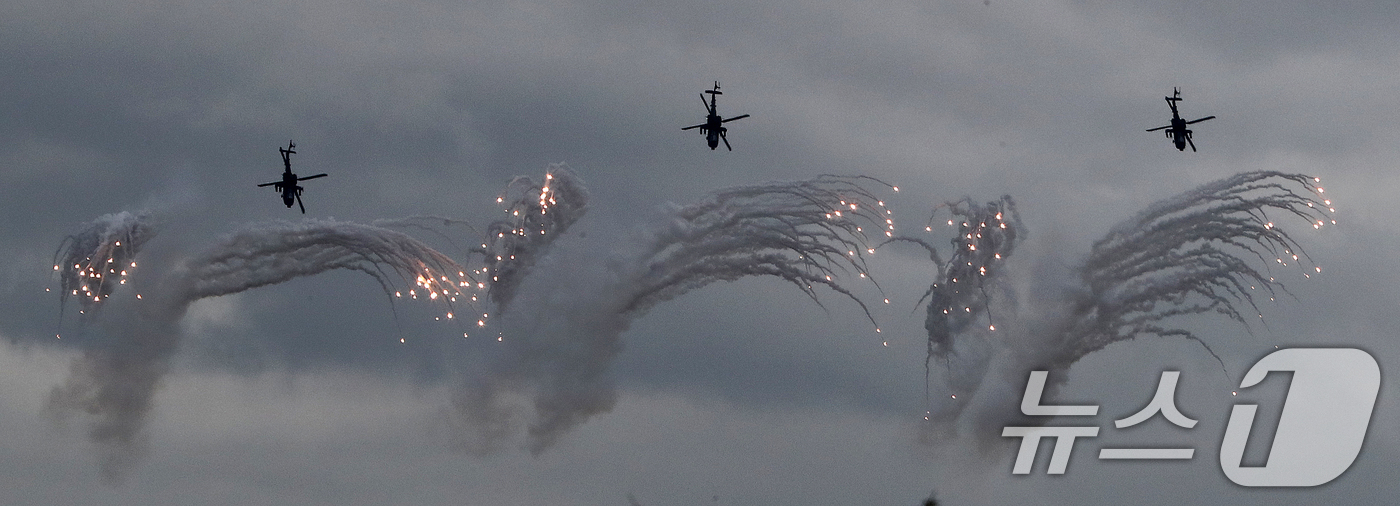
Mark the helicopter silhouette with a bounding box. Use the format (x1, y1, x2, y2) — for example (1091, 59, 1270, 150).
(682, 81, 750, 150)
(256, 140, 327, 213)
(1146, 88, 1216, 152)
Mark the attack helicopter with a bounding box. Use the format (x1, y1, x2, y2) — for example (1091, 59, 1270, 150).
(682, 81, 750, 150)
(257, 140, 327, 213)
(1146, 88, 1216, 152)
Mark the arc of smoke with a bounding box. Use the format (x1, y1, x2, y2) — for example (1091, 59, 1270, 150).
(51, 168, 1338, 474)
(47, 219, 488, 480)
(1058, 171, 1332, 369)
(54, 169, 903, 471)
(925, 171, 1335, 438)
(454, 174, 901, 453)
(371, 215, 484, 259)
(625, 175, 897, 324)
(175, 219, 483, 305)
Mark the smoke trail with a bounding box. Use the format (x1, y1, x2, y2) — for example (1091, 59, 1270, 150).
(452, 175, 898, 453)
(47, 167, 1334, 474)
(174, 220, 483, 305)
(880, 197, 1023, 415)
(482, 164, 590, 309)
(46, 219, 485, 480)
(53, 211, 156, 316)
(625, 175, 895, 321)
(50, 170, 898, 468)
(1051, 171, 1332, 369)
(371, 215, 483, 259)
(888, 197, 1022, 362)
(926, 171, 1333, 435)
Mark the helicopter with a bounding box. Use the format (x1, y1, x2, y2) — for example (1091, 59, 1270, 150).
(256, 140, 327, 213)
(1146, 87, 1216, 152)
(682, 81, 750, 150)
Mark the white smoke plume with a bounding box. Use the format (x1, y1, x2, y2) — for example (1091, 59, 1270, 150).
(481, 164, 590, 309)
(1056, 171, 1331, 367)
(886, 197, 1022, 362)
(924, 171, 1334, 437)
(46, 168, 1336, 475)
(624, 175, 896, 320)
(46, 168, 896, 475)
(449, 174, 900, 453)
(46, 219, 486, 480)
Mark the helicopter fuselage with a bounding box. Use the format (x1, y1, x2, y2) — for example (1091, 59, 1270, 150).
(703, 113, 724, 149)
(274, 171, 302, 207)
(1168, 117, 1189, 151)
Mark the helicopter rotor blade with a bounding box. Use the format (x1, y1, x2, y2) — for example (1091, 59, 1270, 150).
(297, 192, 306, 214)
(1186, 133, 1197, 152)
(681, 123, 706, 131)
(721, 130, 732, 151)
(1185, 116, 1215, 125)
(701, 94, 711, 111)
(257, 181, 280, 187)
(722, 114, 750, 123)
(298, 173, 328, 181)
(1145, 125, 1171, 132)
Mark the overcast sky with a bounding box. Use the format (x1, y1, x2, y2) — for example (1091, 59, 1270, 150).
(3, 1, 1400, 504)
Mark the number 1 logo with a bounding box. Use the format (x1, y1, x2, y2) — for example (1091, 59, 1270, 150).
(1220, 348, 1380, 487)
